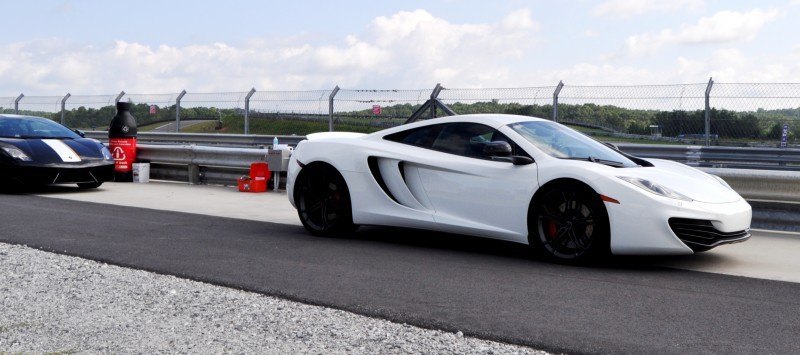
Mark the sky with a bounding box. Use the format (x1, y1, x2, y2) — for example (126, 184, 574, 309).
(1, 0, 799, 96)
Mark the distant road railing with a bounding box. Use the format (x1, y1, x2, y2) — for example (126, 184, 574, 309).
(137, 144, 291, 188)
(616, 144, 800, 171)
(86, 131, 800, 171)
(85, 131, 306, 148)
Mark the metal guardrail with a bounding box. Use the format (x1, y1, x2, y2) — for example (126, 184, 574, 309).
(86, 131, 800, 171)
(701, 168, 800, 203)
(137, 144, 290, 187)
(86, 131, 306, 148)
(617, 144, 800, 171)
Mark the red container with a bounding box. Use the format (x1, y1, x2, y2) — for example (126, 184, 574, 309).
(238, 176, 267, 192)
(250, 162, 270, 181)
(238, 162, 270, 193)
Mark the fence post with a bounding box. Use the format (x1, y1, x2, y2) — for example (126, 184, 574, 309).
(115, 91, 125, 104)
(60, 93, 71, 125)
(175, 90, 187, 133)
(328, 85, 340, 132)
(552, 81, 564, 122)
(704, 77, 714, 147)
(430, 83, 444, 119)
(244, 88, 256, 135)
(14, 93, 23, 114)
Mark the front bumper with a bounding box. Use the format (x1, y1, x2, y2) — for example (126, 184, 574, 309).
(0, 162, 115, 185)
(606, 194, 752, 255)
(668, 218, 751, 251)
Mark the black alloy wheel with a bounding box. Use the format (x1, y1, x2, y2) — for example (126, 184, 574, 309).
(532, 184, 609, 262)
(296, 166, 356, 236)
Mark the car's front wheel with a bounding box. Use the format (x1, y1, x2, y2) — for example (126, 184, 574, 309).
(295, 164, 357, 237)
(530, 182, 609, 262)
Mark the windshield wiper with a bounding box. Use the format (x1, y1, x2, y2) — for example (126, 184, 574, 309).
(563, 156, 626, 167)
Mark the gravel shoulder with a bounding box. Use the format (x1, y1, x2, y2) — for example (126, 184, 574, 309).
(0, 242, 545, 354)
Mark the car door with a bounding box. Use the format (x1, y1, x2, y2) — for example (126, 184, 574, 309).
(390, 122, 538, 242)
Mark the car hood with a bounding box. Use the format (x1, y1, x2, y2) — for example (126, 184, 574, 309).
(615, 158, 742, 203)
(0, 137, 105, 164)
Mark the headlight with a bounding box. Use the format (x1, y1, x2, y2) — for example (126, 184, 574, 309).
(618, 176, 692, 201)
(1, 146, 32, 161)
(101, 146, 112, 160)
(709, 174, 732, 190)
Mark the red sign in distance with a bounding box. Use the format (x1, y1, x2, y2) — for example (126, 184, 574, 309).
(372, 105, 382, 115)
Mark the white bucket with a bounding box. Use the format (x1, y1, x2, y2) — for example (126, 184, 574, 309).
(132, 163, 150, 183)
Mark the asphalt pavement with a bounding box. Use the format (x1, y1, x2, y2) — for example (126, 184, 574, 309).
(1, 191, 799, 354)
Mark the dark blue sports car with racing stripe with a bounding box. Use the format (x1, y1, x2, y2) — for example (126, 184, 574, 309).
(0, 114, 114, 188)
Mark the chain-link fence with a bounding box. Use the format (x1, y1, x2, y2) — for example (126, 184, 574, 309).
(709, 83, 800, 146)
(0, 96, 17, 114)
(63, 94, 119, 130)
(245, 90, 332, 134)
(332, 89, 429, 130)
(3, 79, 800, 146)
(439, 86, 557, 119)
(15, 95, 62, 121)
(557, 83, 708, 136)
(120, 92, 183, 131)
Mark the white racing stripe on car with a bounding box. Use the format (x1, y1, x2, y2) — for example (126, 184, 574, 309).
(41, 139, 82, 162)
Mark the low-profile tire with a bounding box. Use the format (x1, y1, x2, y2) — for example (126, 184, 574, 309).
(294, 164, 357, 237)
(77, 182, 103, 189)
(529, 181, 610, 263)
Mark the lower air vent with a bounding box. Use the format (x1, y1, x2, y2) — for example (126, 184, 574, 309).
(668, 218, 750, 251)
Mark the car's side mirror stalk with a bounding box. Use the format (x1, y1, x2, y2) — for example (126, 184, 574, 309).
(490, 155, 534, 165)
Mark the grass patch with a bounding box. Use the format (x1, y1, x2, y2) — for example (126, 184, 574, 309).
(180, 121, 222, 133)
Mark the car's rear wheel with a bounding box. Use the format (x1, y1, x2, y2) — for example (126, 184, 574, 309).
(530, 182, 609, 262)
(77, 182, 103, 189)
(295, 164, 356, 237)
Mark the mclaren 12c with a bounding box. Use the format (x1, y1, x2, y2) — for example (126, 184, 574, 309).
(287, 114, 751, 262)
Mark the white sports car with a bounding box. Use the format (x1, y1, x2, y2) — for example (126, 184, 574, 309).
(287, 114, 751, 262)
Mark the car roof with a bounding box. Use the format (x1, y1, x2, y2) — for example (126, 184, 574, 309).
(425, 114, 549, 126)
(0, 114, 48, 120)
(369, 114, 550, 138)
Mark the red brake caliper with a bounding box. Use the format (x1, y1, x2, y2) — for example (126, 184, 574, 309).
(546, 220, 558, 239)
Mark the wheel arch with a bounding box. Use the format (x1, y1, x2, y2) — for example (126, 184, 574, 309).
(527, 177, 608, 245)
(293, 160, 343, 204)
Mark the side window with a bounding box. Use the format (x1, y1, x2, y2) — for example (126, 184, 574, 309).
(430, 123, 495, 158)
(385, 122, 529, 160)
(384, 125, 443, 149)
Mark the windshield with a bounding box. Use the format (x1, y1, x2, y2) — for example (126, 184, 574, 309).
(0, 117, 80, 139)
(508, 121, 638, 167)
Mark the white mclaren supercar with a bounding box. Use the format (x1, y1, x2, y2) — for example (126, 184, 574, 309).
(287, 114, 751, 262)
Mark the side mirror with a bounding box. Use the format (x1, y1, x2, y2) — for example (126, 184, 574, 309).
(73, 129, 85, 138)
(483, 141, 512, 157)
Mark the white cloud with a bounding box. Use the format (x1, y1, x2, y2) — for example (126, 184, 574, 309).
(593, 0, 704, 19)
(0, 9, 541, 95)
(625, 8, 782, 56)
